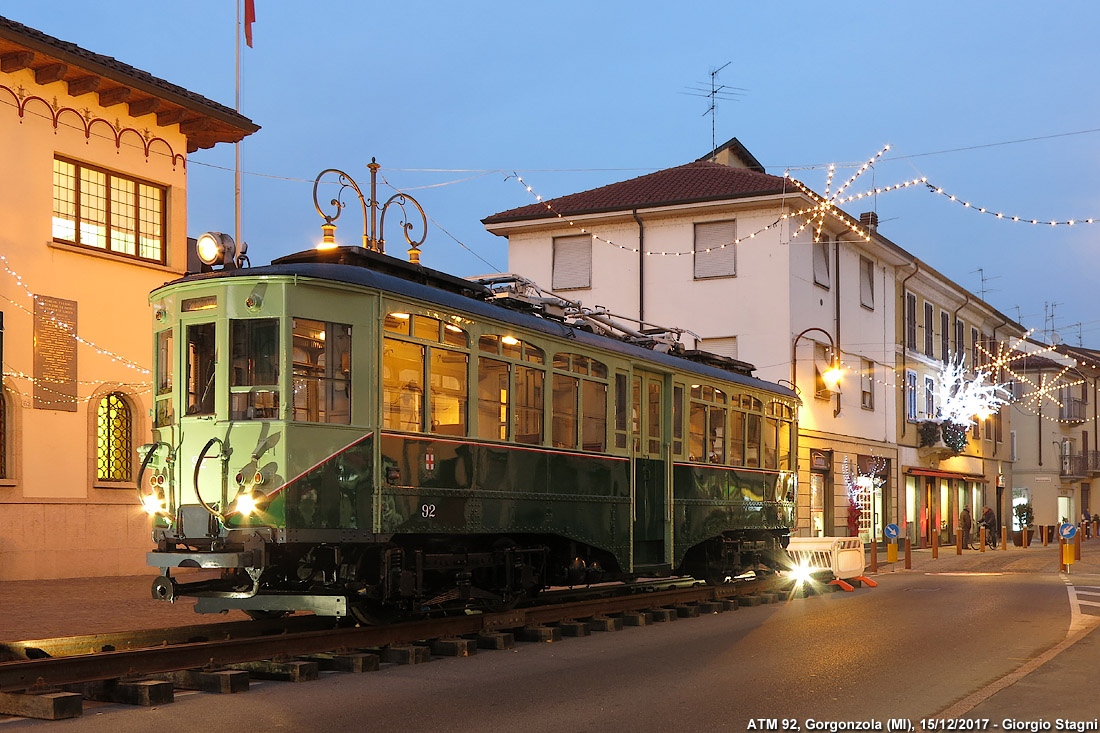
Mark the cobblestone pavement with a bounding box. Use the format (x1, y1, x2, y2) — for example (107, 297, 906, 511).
(1, 537, 1096, 642)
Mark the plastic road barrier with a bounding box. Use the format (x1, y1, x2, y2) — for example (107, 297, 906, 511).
(786, 537, 879, 592)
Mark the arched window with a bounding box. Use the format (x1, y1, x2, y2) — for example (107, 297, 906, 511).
(96, 392, 132, 482)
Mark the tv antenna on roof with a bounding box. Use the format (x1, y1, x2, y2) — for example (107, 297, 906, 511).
(971, 268, 1000, 301)
(682, 61, 747, 159)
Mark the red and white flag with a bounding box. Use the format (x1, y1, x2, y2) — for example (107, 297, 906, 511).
(244, 0, 256, 48)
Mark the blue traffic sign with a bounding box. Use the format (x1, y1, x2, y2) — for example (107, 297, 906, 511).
(1060, 523, 1077, 539)
(884, 523, 900, 539)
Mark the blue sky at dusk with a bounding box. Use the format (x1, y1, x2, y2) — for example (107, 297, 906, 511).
(7, 1, 1099, 344)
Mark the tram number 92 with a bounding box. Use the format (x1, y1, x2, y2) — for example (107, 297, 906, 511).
(421, 504, 436, 519)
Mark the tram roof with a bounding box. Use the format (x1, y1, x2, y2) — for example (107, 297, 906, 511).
(160, 256, 799, 402)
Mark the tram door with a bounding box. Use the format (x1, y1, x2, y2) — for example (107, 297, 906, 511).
(632, 370, 669, 568)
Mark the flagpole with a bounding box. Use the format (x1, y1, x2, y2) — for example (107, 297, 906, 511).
(234, 0, 242, 251)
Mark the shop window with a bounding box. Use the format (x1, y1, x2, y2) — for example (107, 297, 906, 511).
(96, 392, 132, 482)
(293, 319, 352, 424)
(52, 157, 165, 263)
(231, 318, 281, 420)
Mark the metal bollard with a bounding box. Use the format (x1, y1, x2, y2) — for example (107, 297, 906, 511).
(932, 529, 939, 559)
(956, 530, 963, 555)
(979, 526, 986, 553)
(870, 539, 878, 572)
(1075, 530, 1082, 561)
(904, 537, 911, 569)
(1042, 525, 1048, 546)
(1002, 526, 1008, 551)
(1060, 538, 1068, 572)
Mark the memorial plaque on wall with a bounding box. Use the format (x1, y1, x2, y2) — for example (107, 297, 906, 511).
(33, 295, 78, 412)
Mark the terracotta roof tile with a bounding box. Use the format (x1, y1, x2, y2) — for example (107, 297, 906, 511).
(483, 161, 797, 224)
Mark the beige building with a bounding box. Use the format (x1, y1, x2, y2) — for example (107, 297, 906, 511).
(895, 261, 1024, 548)
(1010, 344, 1100, 534)
(0, 15, 256, 580)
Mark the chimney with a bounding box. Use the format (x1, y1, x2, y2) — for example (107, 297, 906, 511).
(859, 211, 879, 233)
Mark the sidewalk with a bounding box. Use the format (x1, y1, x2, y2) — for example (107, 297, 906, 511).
(2, 537, 1098, 643)
(868, 534, 1100, 576)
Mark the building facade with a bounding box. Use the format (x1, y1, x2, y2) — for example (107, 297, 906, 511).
(1010, 344, 1100, 534)
(895, 261, 1023, 548)
(0, 16, 256, 580)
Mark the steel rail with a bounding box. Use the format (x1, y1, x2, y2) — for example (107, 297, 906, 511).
(0, 577, 793, 692)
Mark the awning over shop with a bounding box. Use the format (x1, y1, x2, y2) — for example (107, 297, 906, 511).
(906, 467, 988, 482)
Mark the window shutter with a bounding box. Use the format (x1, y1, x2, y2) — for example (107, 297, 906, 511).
(694, 220, 737, 279)
(700, 336, 738, 360)
(552, 235, 591, 290)
(813, 240, 830, 287)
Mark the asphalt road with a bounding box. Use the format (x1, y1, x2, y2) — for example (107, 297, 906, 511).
(6, 567, 1092, 732)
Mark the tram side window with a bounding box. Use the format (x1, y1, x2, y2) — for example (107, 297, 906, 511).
(763, 416, 778, 470)
(430, 348, 468, 436)
(552, 373, 579, 449)
(779, 418, 792, 471)
(672, 385, 684, 456)
(745, 413, 761, 467)
(383, 338, 424, 431)
(582, 380, 607, 452)
(614, 373, 628, 449)
(688, 403, 705, 461)
(729, 411, 745, 465)
(478, 358, 509, 441)
(155, 329, 174, 427)
(186, 323, 216, 416)
(515, 365, 544, 445)
(292, 319, 352, 424)
(688, 385, 727, 464)
(230, 318, 280, 420)
(708, 406, 726, 464)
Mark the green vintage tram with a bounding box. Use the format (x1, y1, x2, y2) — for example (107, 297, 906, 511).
(141, 243, 798, 620)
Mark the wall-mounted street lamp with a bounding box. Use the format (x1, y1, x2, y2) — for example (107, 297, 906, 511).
(312, 158, 428, 262)
(792, 327, 842, 418)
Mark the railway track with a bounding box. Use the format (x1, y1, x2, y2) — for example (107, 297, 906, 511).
(0, 573, 838, 721)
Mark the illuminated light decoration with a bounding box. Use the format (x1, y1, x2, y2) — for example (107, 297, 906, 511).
(843, 454, 887, 538)
(509, 173, 825, 257)
(936, 358, 1011, 428)
(925, 184, 1098, 227)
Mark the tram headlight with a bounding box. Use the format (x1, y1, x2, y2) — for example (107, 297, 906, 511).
(196, 232, 247, 269)
(234, 491, 260, 517)
(141, 492, 164, 516)
(789, 561, 815, 586)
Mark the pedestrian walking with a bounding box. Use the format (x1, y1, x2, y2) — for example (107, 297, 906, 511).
(1084, 508, 1092, 537)
(980, 506, 998, 549)
(961, 506, 973, 550)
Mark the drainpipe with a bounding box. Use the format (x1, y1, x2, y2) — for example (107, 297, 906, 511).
(633, 209, 644, 325)
(900, 262, 920, 438)
(834, 237, 841, 417)
(952, 294, 971, 364)
(991, 316, 1008, 457)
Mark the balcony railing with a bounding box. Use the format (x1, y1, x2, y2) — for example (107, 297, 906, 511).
(1089, 451, 1100, 475)
(1061, 453, 1088, 479)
